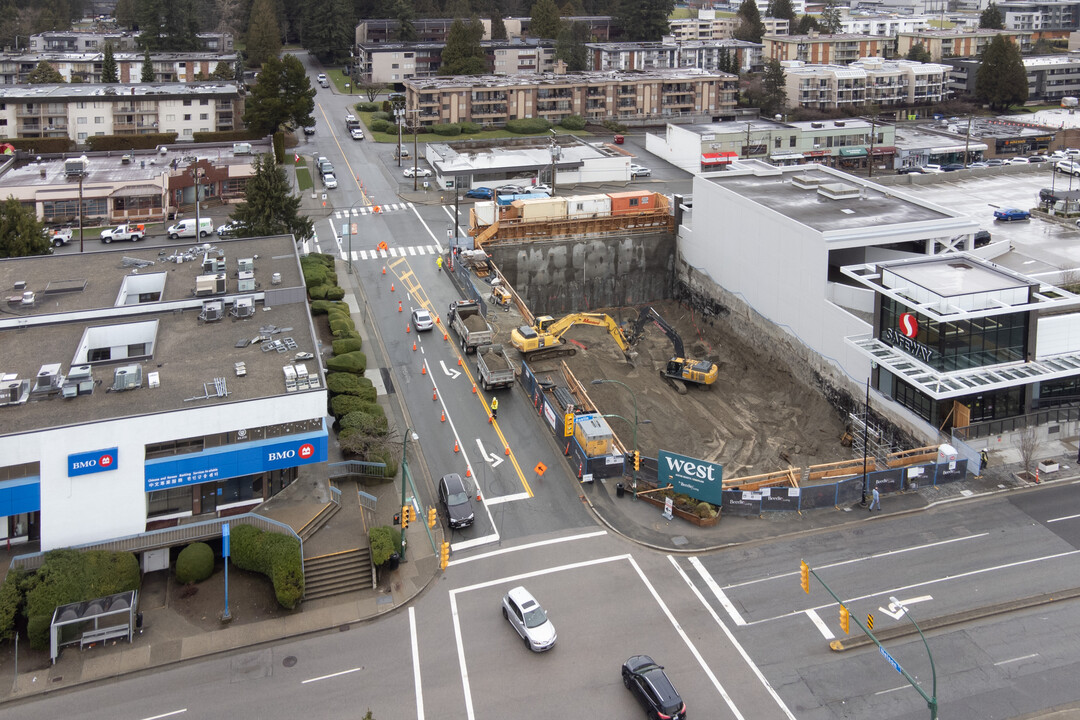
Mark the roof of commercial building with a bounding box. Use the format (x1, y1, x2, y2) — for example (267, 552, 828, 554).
(893, 124, 991, 152)
(0, 51, 239, 62)
(585, 39, 762, 50)
(405, 68, 733, 89)
(428, 137, 608, 174)
(886, 255, 1030, 296)
(0, 235, 319, 435)
(0, 82, 241, 101)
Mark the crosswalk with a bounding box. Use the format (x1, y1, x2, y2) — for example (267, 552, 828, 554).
(347, 245, 439, 261)
(333, 202, 412, 218)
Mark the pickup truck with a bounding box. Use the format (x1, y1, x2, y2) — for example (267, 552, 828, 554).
(46, 228, 73, 247)
(448, 299, 493, 354)
(100, 223, 146, 243)
(476, 344, 515, 390)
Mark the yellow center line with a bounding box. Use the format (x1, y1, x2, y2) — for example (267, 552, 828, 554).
(316, 102, 370, 205)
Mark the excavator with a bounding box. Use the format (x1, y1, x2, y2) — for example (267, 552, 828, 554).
(510, 313, 633, 362)
(626, 306, 718, 394)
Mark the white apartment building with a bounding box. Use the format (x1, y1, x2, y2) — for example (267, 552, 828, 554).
(587, 39, 762, 74)
(839, 14, 932, 35)
(27, 30, 233, 53)
(356, 40, 555, 84)
(782, 58, 951, 111)
(669, 9, 791, 41)
(0, 51, 240, 85)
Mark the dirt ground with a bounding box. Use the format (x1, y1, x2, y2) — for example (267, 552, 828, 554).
(563, 300, 850, 479)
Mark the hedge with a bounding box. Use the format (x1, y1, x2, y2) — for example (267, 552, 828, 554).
(175, 542, 215, 584)
(559, 115, 586, 131)
(308, 284, 329, 300)
(302, 252, 336, 269)
(326, 351, 368, 373)
(368, 447, 400, 478)
(325, 285, 346, 301)
(192, 129, 264, 143)
(431, 123, 462, 136)
(0, 570, 26, 639)
(458, 121, 481, 134)
(85, 132, 179, 151)
(505, 118, 552, 134)
(230, 524, 304, 609)
(369, 526, 401, 566)
(340, 409, 388, 434)
(370, 119, 392, 133)
(330, 393, 380, 418)
(311, 299, 346, 315)
(326, 371, 373, 394)
(302, 262, 330, 287)
(6, 138, 73, 154)
(357, 102, 380, 112)
(371, 111, 392, 122)
(332, 337, 363, 354)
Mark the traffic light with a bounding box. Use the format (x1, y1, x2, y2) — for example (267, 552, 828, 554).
(401, 505, 410, 529)
(427, 507, 437, 528)
(839, 605, 850, 634)
(564, 413, 574, 437)
(800, 561, 810, 594)
(407, 505, 417, 524)
(439, 541, 450, 570)
(633, 450, 641, 471)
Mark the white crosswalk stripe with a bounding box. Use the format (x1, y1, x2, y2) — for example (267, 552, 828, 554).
(389, 247, 399, 257)
(426, 245, 436, 254)
(359, 250, 369, 260)
(408, 246, 417, 255)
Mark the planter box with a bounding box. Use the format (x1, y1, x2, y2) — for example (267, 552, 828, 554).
(1038, 460, 1059, 474)
(638, 493, 720, 527)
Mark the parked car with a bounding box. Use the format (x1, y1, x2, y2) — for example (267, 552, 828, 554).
(350, 128, 364, 140)
(495, 185, 526, 196)
(45, 227, 73, 247)
(986, 158, 1005, 166)
(403, 166, 432, 178)
(216, 221, 240, 237)
(317, 73, 329, 88)
(622, 655, 686, 720)
(303, 123, 316, 135)
(530, 183, 552, 195)
(994, 208, 1031, 222)
(100, 223, 146, 243)
(438, 473, 475, 529)
(319, 161, 334, 177)
(323, 173, 338, 189)
(1056, 160, 1080, 176)
(1066, 148, 1080, 158)
(465, 187, 494, 199)
(942, 163, 966, 171)
(968, 161, 989, 169)
(897, 166, 923, 175)
(614, 134, 625, 144)
(921, 164, 944, 174)
(630, 164, 652, 177)
(411, 308, 434, 331)
(395, 147, 411, 159)
(1007, 156, 1030, 165)
(1028, 155, 1050, 163)
(502, 586, 557, 652)
(166, 218, 213, 239)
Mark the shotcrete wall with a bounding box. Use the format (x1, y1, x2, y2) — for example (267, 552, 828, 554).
(487, 231, 676, 316)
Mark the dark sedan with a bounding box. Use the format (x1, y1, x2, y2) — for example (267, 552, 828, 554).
(438, 473, 475, 529)
(622, 655, 686, 720)
(942, 163, 966, 171)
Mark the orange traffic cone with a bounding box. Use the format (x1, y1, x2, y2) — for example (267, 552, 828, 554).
(413, 341, 417, 351)
(441, 411, 446, 422)
(406, 324, 411, 333)
(391, 283, 395, 292)
(454, 440, 459, 453)
(488, 414, 493, 424)
(382, 266, 386, 275)
(443, 332, 449, 341)
(471, 385, 477, 394)
(421, 365, 426, 375)
(433, 388, 438, 401)
(466, 466, 472, 479)
(398, 301, 402, 312)
(457, 356, 462, 366)
(504, 446, 510, 455)
(564, 441, 570, 456)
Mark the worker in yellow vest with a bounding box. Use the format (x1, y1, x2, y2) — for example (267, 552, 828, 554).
(490, 397, 498, 420)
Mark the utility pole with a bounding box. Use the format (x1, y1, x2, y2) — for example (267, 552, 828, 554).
(963, 116, 973, 167)
(77, 170, 85, 253)
(867, 117, 877, 178)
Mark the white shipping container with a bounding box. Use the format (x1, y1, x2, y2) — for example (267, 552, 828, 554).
(565, 194, 611, 219)
(515, 197, 567, 222)
(473, 201, 496, 226)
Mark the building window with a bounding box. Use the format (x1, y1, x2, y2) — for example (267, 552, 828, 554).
(147, 486, 193, 517)
(94, 116, 104, 123)
(183, 99, 191, 106)
(77, 116, 87, 124)
(200, 113, 208, 120)
(200, 99, 208, 105)
(183, 114, 191, 121)
(166, 114, 175, 121)
(77, 132, 87, 140)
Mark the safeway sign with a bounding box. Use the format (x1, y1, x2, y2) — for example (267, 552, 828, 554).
(658, 450, 723, 505)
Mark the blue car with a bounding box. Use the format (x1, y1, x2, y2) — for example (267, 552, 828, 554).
(994, 208, 1031, 222)
(465, 187, 494, 199)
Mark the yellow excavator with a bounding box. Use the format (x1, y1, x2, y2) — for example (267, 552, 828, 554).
(626, 306, 718, 393)
(511, 313, 633, 362)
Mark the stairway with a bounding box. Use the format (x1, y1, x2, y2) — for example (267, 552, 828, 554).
(303, 548, 374, 601)
(297, 500, 340, 542)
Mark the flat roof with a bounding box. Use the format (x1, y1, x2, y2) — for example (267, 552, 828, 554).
(0, 82, 240, 101)
(0, 236, 320, 435)
(405, 68, 731, 89)
(887, 257, 1028, 296)
(429, 138, 602, 173)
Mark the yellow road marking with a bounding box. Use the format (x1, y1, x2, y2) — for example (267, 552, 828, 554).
(317, 102, 370, 205)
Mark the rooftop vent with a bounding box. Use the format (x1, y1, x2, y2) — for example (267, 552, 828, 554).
(111, 364, 143, 392)
(231, 296, 255, 319)
(817, 182, 861, 201)
(31, 363, 64, 395)
(199, 299, 224, 322)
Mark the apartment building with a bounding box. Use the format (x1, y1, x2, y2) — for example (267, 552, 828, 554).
(355, 16, 615, 44)
(838, 14, 932, 35)
(586, 39, 763, 74)
(0, 83, 242, 142)
(403, 70, 737, 127)
(355, 40, 555, 84)
(895, 29, 1032, 60)
(669, 9, 790, 41)
(28, 31, 234, 53)
(782, 58, 951, 111)
(997, 0, 1080, 34)
(763, 32, 890, 64)
(0, 51, 241, 85)
(946, 54, 1080, 103)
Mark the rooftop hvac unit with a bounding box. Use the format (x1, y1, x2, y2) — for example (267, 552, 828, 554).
(237, 271, 255, 292)
(231, 296, 255, 318)
(202, 253, 226, 273)
(195, 273, 227, 296)
(199, 299, 224, 322)
(0, 379, 30, 407)
(62, 365, 95, 398)
(238, 257, 254, 272)
(32, 363, 63, 395)
(112, 365, 143, 391)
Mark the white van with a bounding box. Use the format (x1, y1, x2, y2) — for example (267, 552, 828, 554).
(167, 218, 214, 239)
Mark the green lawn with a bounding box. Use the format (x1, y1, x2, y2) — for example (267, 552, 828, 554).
(328, 69, 356, 94)
(296, 166, 313, 192)
(669, 7, 693, 18)
(355, 109, 590, 143)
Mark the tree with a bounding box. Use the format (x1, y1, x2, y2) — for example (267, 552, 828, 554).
(101, 42, 118, 83)
(820, 0, 842, 33)
(975, 34, 1028, 111)
(616, 0, 672, 41)
(27, 60, 65, 83)
(733, 0, 765, 42)
(1015, 425, 1042, 483)
(141, 47, 155, 82)
(303, 0, 353, 62)
(759, 58, 787, 117)
(211, 60, 234, 79)
(561, 0, 585, 14)
(445, 0, 472, 16)
(490, 14, 507, 40)
(246, 0, 282, 67)
(243, 54, 316, 133)
(114, 0, 137, 28)
(0, 198, 50, 259)
(906, 42, 931, 63)
(440, 17, 487, 75)
(768, 0, 795, 22)
(215, 0, 243, 36)
(554, 21, 589, 71)
(231, 154, 314, 242)
(530, 0, 562, 39)
(137, 0, 166, 50)
(795, 14, 819, 34)
(393, 0, 417, 41)
(980, 2, 1004, 29)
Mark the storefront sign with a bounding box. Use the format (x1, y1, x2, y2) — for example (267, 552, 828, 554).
(658, 449, 723, 505)
(68, 448, 119, 477)
(882, 327, 934, 363)
(899, 312, 918, 338)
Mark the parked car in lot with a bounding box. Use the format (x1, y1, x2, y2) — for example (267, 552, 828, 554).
(502, 586, 557, 652)
(622, 655, 686, 720)
(985, 158, 1005, 166)
(403, 166, 432, 177)
(100, 223, 146, 243)
(323, 173, 338, 189)
(495, 185, 526, 196)
(1007, 156, 1030, 165)
(1056, 160, 1080, 176)
(438, 473, 475, 529)
(630, 164, 652, 177)
(216, 221, 240, 237)
(350, 128, 364, 140)
(411, 308, 434, 331)
(942, 163, 966, 171)
(920, 164, 944, 173)
(45, 227, 73, 247)
(897, 166, 923, 175)
(465, 187, 494, 199)
(530, 183, 552, 195)
(994, 208, 1031, 222)
(968, 161, 989, 169)
(1028, 155, 1050, 163)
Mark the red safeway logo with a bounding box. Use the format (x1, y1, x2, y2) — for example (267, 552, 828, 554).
(899, 313, 918, 339)
(299, 444, 314, 459)
(99, 454, 114, 468)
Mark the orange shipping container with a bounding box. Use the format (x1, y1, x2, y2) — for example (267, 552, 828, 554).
(606, 190, 656, 215)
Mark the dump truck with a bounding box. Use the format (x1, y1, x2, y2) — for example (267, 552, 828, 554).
(476, 344, 515, 390)
(510, 313, 633, 362)
(448, 299, 493, 353)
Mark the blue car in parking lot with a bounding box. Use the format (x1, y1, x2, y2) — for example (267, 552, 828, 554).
(994, 208, 1031, 222)
(465, 187, 494, 199)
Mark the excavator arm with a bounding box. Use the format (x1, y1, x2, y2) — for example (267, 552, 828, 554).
(546, 313, 632, 353)
(628, 306, 685, 359)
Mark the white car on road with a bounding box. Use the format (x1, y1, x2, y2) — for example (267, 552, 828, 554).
(350, 128, 364, 140)
(403, 166, 432, 178)
(502, 586, 557, 652)
(323, 173, 338, 189)
(630, 164, 652, 178)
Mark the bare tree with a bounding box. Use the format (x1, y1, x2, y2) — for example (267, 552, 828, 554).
(216, 0, 242, 37)
(357, 81, 386, 103)
(1015, 425, 1042, 481)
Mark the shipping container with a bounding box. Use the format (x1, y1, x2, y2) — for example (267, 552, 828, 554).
(473, 201, 497, 226)
(565, 194, 611, 219)
(515, 197, 567, 222)
(495, 192, 549, 206)
(607, 190, 656, 216)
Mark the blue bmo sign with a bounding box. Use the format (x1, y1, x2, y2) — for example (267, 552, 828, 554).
(68, 448, 119, 477)
(657, 449, 723, 505)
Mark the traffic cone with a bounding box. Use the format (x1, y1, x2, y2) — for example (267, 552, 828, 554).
(471, 385, 477, 394)
(391, 283, 395, 292)
(398, 301, 402, 312)
(443, 332, 449, 341)
(421, 365, 426, 375)
(433, 388, 438, 401)
(457, 356, 462, 366)
(454, 440, 459, 453)
(1036, 467, 1040, 484)
(488, 414, 493, 424)
(382, 266, 386, 275)
(406, 324, 411, 333)
(504, 446, 510, 455)
(441, 411, 446, 422)
(577, 462, 582, 479)
(564, 441, 570, 456)
(466, 466, 472, 479)
(413, 341, 417, 351)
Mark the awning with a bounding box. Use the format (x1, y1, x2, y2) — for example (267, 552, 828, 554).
(110, 185, 163, 197)
(839, 147, 868, 157)
(771, 152, 804, 161)
(804, 149, 829, 157)
(871, 146, 897, 155)
(701, 151, 738, 166)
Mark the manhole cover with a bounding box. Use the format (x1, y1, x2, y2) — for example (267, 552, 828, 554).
(282, 656, 297, 668)
(671, 536, 688, 546)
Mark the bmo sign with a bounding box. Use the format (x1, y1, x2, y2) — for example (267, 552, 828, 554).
(68, 448, 119, 477)
(266, 442, 317, 468)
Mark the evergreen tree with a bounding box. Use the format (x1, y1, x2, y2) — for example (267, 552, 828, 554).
(330, 0, 354, 59)
(243, 54, 316, 133)
(394, 0, 417, 41)
(304, 0, 352, 61)
(491, 14, 508, 40)
(231, 154, 314, 242)
(530, 0, 562, 38)
(246, 0, 282, 67)
(0, 197, 50, 259)
(141, 47, 155, 81)
(101, 42, 118, 83)
(561, 0, 585, 14)
(795, 14, 819, 34)
(768, 0, 795, 22)
(27, 60, 65, 83)
(975, 34, 1028, 110)
(440, 17, 487, 74)
(616, 0, 673, 41)
(137, 0, 165, 50)
(445, 0, 472, 17)
(819, 0, 842, 33)
(906, 42, 931, 63)
(414, 0, 438, 18)
(733, 0, 765, 42)
(759, 58, 787, 117)
(114, 0, 137, 28)
(555, 21, 589, 71)
(211, 60, 234, 79)
(980, 2, 1004, 29)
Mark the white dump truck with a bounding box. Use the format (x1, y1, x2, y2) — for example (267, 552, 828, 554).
(448, 299, 493, 354)
(476, 344, 515, 390)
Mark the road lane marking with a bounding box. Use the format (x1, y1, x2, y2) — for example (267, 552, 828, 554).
(805, 608, 835, 640)
(669, 556, 797, 720)
(689, 556, 746, 626)
(409, 607, 425, 720)
(440, 360, 461, 379)
(447, 529, 606, 567)
(1048, 512, 1080, 523)
(995, 653, 1039, 666)
(879, 595, 933, 620)
(142, 711, 187, 720)
(442, 204, 469, 240)
(875, 685, 909, 696)
(451, 533, 500, 551)
(409, 204, 445, 253)
(301, 667, 364, 684)
(475, 439, 504, 468)
(483, 492, 529, 506)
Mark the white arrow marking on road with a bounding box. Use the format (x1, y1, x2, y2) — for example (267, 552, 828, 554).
(879, 594, 933, 620)
(475, 439, 504, 468)
(440, 360, 461, 379)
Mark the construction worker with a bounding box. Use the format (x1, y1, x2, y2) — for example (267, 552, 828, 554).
(436, 255, 443, 271)
(490, 396, 498, 420)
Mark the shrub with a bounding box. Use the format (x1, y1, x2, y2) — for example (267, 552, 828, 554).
(6, 137, 73, 154)
(357, 102, 380, 112)
(695, 502, 718, 519)
(602, 119, 627, 133)
(230, 524, 304, 609)
(302, 262, 329, 287)
(308, 284, 329, 300)
(175, 542, 215, 584)
(369, 119, 392, 133)
(325, 285, 346, 301)
(332, 337, 363, 354)
(369, 446, 399, 478)
(369, 526, 401, 566)
(330, 393, 380, 418)
(192, 129, 263, 143)
(432, 123, 462, 136)
(559, 115, 586, 130)
(310, 299, 344, 315)
(371, 111, 392, 122)
(329, 316, 357, 337)
(0, 570, 26, 639)
(327, 351, 367, 373)
(458, 121, 481, 134)
(381, 100, 391, 113)
(505, 118, 552, 134)
(85, 132, 179, 151)
(340, 410, 388, 434)
(326, 372, 373, 394)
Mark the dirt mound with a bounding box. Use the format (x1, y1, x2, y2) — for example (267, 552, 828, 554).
(566, 300, 848, 479)
(463, 314, 488, 331)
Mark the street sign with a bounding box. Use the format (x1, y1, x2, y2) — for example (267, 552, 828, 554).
(662, 496, 674, 520)
(879, 646, 903, 675)
(222, 522, 230, 557)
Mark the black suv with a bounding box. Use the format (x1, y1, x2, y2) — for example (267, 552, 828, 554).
(438, 473, 475, 529)
(622, 655, 686, 719)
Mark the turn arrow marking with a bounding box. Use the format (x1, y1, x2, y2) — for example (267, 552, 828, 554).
(475, 439, 504, 468)
(878, 595, 933, 620)
(440, 360, 461, 379)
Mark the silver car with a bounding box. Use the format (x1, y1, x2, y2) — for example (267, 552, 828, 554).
(502, 586, 557, 652)
(411, 308, 434, 331)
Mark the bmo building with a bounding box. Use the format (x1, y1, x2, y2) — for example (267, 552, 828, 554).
(0, 235, 328, 552)
(843, 253, 1080, 432)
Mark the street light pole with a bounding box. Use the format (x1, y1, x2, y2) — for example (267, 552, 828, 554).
(591, 379, 640, 498)
(399, 427, 418, 561)
(891, 597, 938, 720)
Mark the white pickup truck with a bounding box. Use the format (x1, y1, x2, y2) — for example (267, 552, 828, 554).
(100, 223, 146, 243)
(46, 228, 73, 247)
